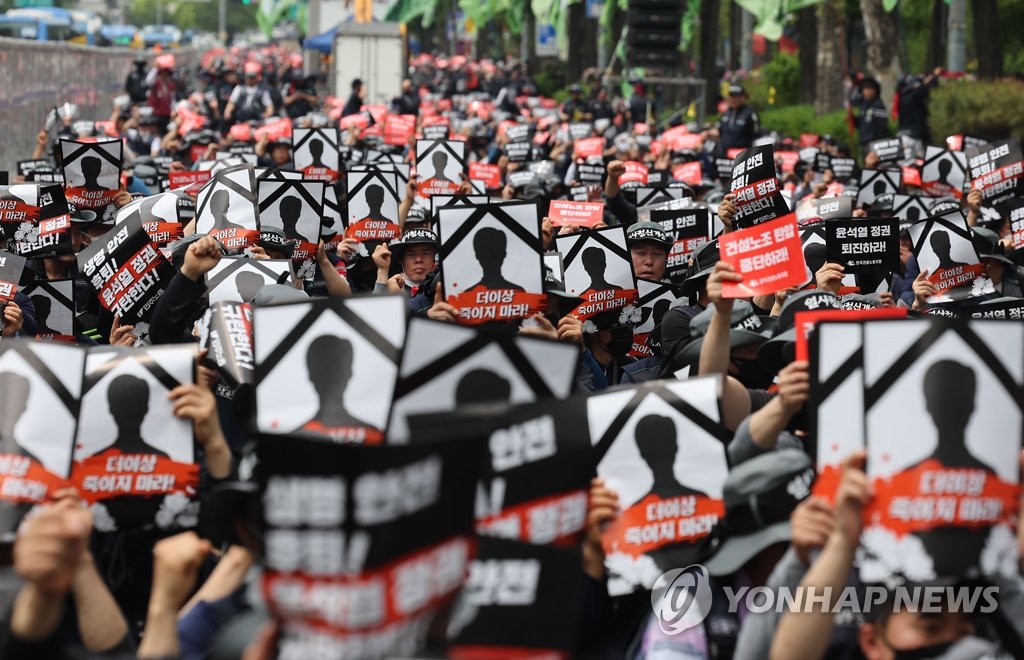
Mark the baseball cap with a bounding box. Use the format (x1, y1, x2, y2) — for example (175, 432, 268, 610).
(251, 283, 308, 306)
(68, 202, 98, 224)
(680, 239, 720, 295)
(626, 221, 672, 248)
(391, 227, 439, 254)
(256, 227, 295, 259)
(703, 449, 815, 576)
(728, 84, 746, 96)
(675, 301, 777, 366)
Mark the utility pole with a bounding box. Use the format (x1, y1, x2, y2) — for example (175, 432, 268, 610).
(947, 0, 966, 72)
(740, 8, 753, 71)
(218, 0, 226, 43)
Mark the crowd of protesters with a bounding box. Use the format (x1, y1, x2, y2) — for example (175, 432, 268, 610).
(0, 41, 1023, 660)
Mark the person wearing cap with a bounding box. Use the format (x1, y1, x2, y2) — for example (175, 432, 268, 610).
(560, 84, 591, 123)
(224, 65, 274, 124)
(372, 228, 438, 297)
(255, 134, 292, 170)
(854, 77, 889, 146)
(145, 57, 176, 133)
(280, 67, 317, 120)
(627, 79, 654, 128)
(718, 84, 760, 155)
(626, 221, 671, 282)
(126, 56, 149, 104)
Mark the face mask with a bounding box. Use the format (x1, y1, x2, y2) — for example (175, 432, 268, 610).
(732, 358, 771, 390)
(890, 641, 955, 660)
(607, 325, 633, 359)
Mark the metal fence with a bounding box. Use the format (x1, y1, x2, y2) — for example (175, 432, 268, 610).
(0, 38, 195, 174)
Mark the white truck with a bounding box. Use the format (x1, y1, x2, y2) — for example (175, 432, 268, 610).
(332, 22, 405, 107)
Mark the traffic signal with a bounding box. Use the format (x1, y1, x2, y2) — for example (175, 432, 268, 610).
(626, 0, 682, 71)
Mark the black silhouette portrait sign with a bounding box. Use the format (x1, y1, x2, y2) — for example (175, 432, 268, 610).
(23, 279, 75, 341)
(205, 257, 296, 306)
(429, 194, 489, 220)
(197, 301, 254, 397)
(448, 536, 585, 656)
(415, 139, 466, 200)
(891, 194, 933, 231)
(72, 345, 198, 531)
(254, 296, 407, 445)
(859, 318, 1023, 582)
(256, 433, 482, 658)
(257, 179, 325, 280)
(292, 127, 341, 182)
(77, 214, 174, 324)
(588, 377, 730, 596)
(908, 209, 993, 303)
(921, 147, 967, 199)
(438, 202, 546, 324)
(0, 183, 72, 258)
(60, 138, 122, 220)
(0, 341, 84, 536)
(729, 145, 791, 228)
(966, 138, 1024, 206)
(795, 195, 852, 226)
(650, 207, 711, 284)
(322, 184, 345, 247)
(387, 317, 580, 444)
(0, 250, 26, 303)
(114, 191, 187, 247)
(856, 169, 902, 209)
(825, 217, 900, 273)
(629, 279, 680, 359)
(555, 225, 639, 331)
(345, 167, 401, 243)
(194, 164, 261, 251)
(635, 186, 686, 209)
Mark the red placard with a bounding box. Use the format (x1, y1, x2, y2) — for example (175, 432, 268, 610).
(726, 148, 744, 159)
(168, 170, 211, 190)
(574, 137, 605, 160)
(902, 165, 922, 188)
(469, 162, 501, 189)
(672, 162, 702, 185)
(548, 200, 605, 228)
(339, 113, 369, 131)
(720, 213, 806, 297)
(619, 161, 648, 185)
(384, 114, 417, 146)
(777, 151, 800, 173)
(799, 133, 820, 147)
(793, 307, 909, 362)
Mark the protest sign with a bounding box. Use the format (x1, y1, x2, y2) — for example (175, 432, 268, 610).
(650, 207, 711, 284)
(292, 127, 341, 182)
(0, 341, 83, 536)
(469, 162, 501, 189)
(908, 209, 993, 303)
(892, 194, 933, 230)
(0, 250, 26, 303)
(830, 157, 856, 181)
(795, 195, 852, 225)
(346, 168, 401, 243)
(0, 183, 72, 258)
(77, 215, 173, 324)
(589, 377, 730, 596)
(383, 113, 417, 146)
(635, 187, 685, 208)
(205, 258, 296, 305)
(23, 279, 75, 341)
(966, 138, 1024, 206)
(194, 164, 261, 251)
(322, 185, 344, 246)
(254, 296, 406, 444)
(257, 433, 482, 658)
(720, 213, 805, 297)
(416, 139, 466, 199)
(72, 344, 198, 531)
(60, 138, 122, 221)
(856, 169, 902, 208)
(548, 199, 605, 229)
(921, 147, 967, 199)
(168, 170, 211, 190)
(438, 202, 546, 324)
(965, 297, 1024, 320)
(729, 145, 791, 228)
(197, 301, 253, 398)
(859, 318, 1023, 582)
(555, 225, 639, 331)
(388, 317, 579, 444)
(448, 536, 585, 657)
(825, 217, 899, 273)
(868, 136, 914, 165)
(629, 279, 680, 359)
(543, 252, 564, 287)
(257, 179, 325, 280)
(577, 161, 606, 184)
(115, 191, 189, 247)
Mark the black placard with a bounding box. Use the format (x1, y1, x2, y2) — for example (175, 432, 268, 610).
(966, 138, 1024, 207)
(729, 145, 791, 228)
(825, 217, 900, 273)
